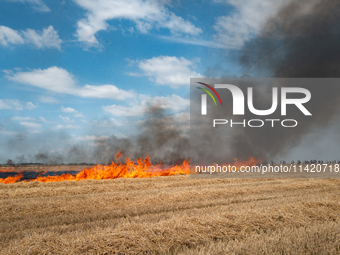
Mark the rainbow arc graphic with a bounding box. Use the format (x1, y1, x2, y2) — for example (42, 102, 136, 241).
(196, 82, 222, 106)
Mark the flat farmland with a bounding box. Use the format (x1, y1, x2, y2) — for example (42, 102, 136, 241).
(1, 175, 340, 254)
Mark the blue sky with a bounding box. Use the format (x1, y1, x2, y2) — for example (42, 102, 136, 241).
(0, 0, 287, 163)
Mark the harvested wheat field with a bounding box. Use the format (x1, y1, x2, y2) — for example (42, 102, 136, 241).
(1, 176, 340, 254)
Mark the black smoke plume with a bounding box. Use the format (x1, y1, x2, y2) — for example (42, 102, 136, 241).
(238, 0, 340, 160)
(193, 0, 340, 163)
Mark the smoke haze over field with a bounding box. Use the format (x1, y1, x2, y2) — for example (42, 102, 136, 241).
(9, 107, 190, 164)
(91, 106, 190, 164)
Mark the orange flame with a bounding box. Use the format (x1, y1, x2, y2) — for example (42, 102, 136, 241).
(0, 173, 23, 184)
(0, 166, 16, 172)
(233, 156, 263, 168)
(0, 154, 263, 184)
(0, 153, 190, 184)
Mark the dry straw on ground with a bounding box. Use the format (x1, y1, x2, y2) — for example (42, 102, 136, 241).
(1, 176, 340, 254)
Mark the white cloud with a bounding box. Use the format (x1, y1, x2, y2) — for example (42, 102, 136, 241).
(6, 66, 136, 100)
(61, 106, 77, 114)
(158, 35, 227, 49)
(213, 0, 286, 48)
(0, 26, 24, 46)
(0, 99, 37, 110)
(38, 116, 47, 122)
(0, 25, 61, 49)
(39, 96, 59, 103)
(61, 106, 85, 118)
(7, 66, 73, 93)
(75, 135, 109, 141)
(26, 102, 38, 110)
(0, 99, 23, 110)
(22, 26, 62, 50)
(102, 94, 189, 116)
(78, 84, 135, 99)
(74, 112, 85, 118)
(20, 121, 42, 129)
(59, 115, 75, 124)
(102, 104, 142, 117)
(73, 0, 202, 46)
(11, 116, 47, 122)
(136, 56, 202, 87)
(160, 12, 202, 36)
(6, 0, 50, 12)
(89, 118, 117, 127)
(54, 124, 80, 130)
